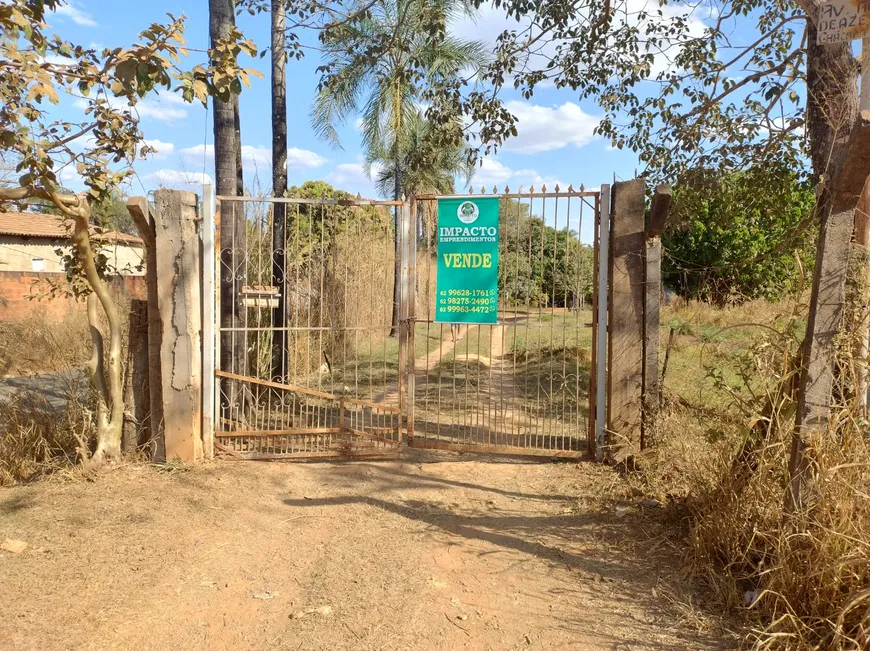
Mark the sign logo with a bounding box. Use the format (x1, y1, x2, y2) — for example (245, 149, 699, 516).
(457, 201, 479, 224)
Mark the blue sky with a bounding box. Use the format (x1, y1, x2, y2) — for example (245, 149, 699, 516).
(49, 0, 643, 219)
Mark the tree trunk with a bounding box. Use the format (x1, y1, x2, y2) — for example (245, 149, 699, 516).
(210, 0, 247, 407)
(209, 0, 237, 199)
(789, 22, 861, 511)
(271, 0, 289, 380)
(389, 166, 402, 337)
(73, 212, 124, 466)
(234, 97, 245, 196)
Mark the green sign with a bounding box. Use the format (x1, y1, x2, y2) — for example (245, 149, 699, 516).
(435, 197, 500, 324)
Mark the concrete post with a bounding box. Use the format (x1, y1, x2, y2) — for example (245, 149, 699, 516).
(153, 189, 204, 462)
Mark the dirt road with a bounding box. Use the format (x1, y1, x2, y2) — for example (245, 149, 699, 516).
(0, 451, 732, 650)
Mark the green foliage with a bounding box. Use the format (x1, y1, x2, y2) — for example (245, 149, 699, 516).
(372, 109, 473, 196)
(310, 0, 487, 199)
(0, 0, 259, 205)
(91, 192, 136, 235)
(244, 181, 391, 286)
(498, 199, 593, 308)
(663, 170, 816, 304)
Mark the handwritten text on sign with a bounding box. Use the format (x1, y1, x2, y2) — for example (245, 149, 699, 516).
(435, 197, 500, 325)
(818, 0, 870, 44)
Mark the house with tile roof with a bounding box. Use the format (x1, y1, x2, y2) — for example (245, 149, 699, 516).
(0, 211, 145, 319)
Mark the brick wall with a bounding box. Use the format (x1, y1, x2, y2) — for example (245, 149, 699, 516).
(0, 271, 146, 321)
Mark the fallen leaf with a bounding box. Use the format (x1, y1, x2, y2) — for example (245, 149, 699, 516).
(253, 591, 279, 600)
(1, 539, 27, 554)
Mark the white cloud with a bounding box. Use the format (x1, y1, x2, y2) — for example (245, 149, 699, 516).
(58, 166, 83, 188)
(327, 162, 370, 186)
(141, 139, 175, 160)
(145, 169, 213, 189)
(470, 158, 567, 191)
(41, 53, 75, 67)
(53, 1, 97, 27)
(74, 91, 189, 123)
(502, 101, 600, 154)
(180, 144, 327, 170)
(472, 159, 514, 187)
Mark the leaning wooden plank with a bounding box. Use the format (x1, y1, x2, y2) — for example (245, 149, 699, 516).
(343, 398, 402, 413)
(347, 426, 401, 436)
(214, 442, 242, 458)
(215, 370, 338, 400)
(345, 429, 402, 445)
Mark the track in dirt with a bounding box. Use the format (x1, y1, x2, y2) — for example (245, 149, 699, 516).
(0, 451, 734, 650)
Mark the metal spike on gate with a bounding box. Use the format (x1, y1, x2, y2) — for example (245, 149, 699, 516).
(492, 185, 498, 195)
(504, 185, 510, 194)
(529, 185, 535, 194)
(554, 184, 560, 193)
(542, 184, 547, 193)
(568, 184, 574, 192)
(580, 184, 585, 193)
(468, 186, 474, 195)
(480, 185, 486, 194)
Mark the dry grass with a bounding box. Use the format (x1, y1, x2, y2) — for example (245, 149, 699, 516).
(0, 298, 132, 484)
(0, 305, 92, 376)
(639, 297, 870, 650)
(0, 389, 93, 485)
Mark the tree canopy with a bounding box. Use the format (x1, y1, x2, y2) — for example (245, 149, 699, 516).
(664, 170, 816, 304)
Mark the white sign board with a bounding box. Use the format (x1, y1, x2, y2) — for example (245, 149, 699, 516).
(818, 0, 870, 44)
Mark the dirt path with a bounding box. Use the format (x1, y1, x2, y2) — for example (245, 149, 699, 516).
(376, 324, 470, 407)
(0, 452, 733, 650)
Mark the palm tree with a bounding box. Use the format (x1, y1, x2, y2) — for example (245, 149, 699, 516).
(369, 109, 473, 198)
(369, 109, 474, 247)
(310, 0, 487, 335)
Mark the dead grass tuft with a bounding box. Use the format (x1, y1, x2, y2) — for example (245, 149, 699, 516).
(646, 297, 870, 649)
(0, 389, 94, 485)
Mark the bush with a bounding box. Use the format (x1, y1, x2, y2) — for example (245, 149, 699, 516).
(663, 170, 816, 305)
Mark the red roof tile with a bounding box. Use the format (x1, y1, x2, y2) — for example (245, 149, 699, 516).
(0, 211, 143, 245)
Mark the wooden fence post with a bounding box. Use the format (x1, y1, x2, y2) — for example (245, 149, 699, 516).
(607, 179, 646, 463)
(642, 184, 672, 449)
(121, 299, 150, 452)
(153, 189, 204, 462)
(127, 197, 165, 460)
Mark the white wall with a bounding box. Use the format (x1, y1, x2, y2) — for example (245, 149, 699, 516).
(0, 237, 145, 275)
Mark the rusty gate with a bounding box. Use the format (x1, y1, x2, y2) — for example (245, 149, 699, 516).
(210, 185, 609, 460)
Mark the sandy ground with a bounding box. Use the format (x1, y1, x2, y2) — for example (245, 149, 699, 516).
(0, 451, 735, 650)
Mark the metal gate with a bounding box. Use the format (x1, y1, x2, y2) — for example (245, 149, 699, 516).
(211, 185, 608, 460)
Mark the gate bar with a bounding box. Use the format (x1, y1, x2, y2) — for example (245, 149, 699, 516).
(202, 184, 216, 459)
(595, 184, 611, 461)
